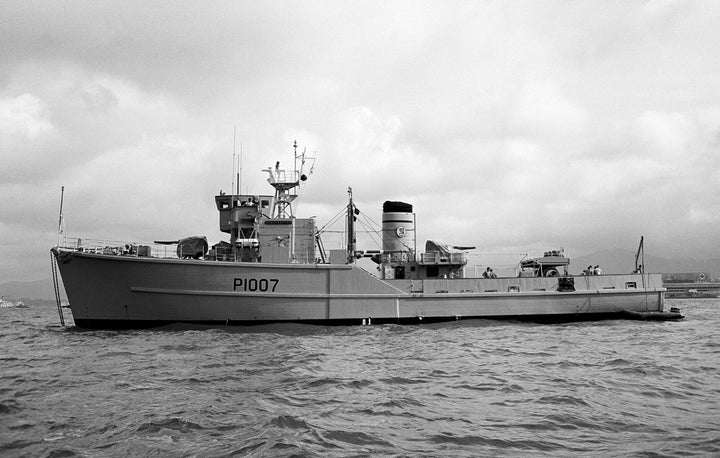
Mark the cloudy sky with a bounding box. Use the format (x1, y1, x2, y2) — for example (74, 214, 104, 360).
(2, 0, 719, 282)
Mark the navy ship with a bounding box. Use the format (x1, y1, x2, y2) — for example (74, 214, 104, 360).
(51, 143, 676, 328)
(0, 296, 25, 308)
(663, 272, 720, 298)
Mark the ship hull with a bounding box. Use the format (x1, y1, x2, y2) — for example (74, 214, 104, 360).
(52, 249, 666, 329)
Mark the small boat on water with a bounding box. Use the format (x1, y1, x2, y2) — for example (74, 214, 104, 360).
(0, 296, 26, 308)
(51, 142, 676, 328)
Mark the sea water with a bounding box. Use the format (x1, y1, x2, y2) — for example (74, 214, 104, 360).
(1, 299, 718, 457)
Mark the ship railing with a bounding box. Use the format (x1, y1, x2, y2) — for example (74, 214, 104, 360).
(381, 252, 413, 263)
(57, 236, 246, 261)
(379, 251, 467, 264)
(56, 236, 182, 259)
(419, 252, 467, 265)
(265, 168, 299, 185)
(521, 248, 568, 261)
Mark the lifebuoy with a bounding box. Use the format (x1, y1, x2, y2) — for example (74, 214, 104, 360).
(545, 268, 559, 277)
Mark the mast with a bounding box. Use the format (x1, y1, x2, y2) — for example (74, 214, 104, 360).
(238, 140, 242, 195)
(57, 186, 65, 247)
(347, 187, 356, 263)
(231, 126, 237, 205)
(264, 141, 315, 219)
(635, 236, 644, 273)
(293, 140, 298, 192)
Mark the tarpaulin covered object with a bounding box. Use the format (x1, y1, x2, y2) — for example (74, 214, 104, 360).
(177, 236, 208, 259)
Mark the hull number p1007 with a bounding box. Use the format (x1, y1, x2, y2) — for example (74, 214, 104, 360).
(233, 278, 279, 292)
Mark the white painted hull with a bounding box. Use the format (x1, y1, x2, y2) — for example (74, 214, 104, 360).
(52, 249, 666, 328)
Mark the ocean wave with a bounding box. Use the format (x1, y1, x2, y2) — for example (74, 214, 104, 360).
(136, 417, 205, 434)
(0, 399, 22, 414)
(320, 429, 395, 448)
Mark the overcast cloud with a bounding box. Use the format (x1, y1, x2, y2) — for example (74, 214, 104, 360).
(1, 0, 719, 281)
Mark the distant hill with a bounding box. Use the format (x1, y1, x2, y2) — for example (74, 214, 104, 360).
(0, 278, 66, 302)
(4, 251, 720, 301)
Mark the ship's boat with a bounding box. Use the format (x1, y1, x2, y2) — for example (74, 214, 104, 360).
(50, 142, 676, 328)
